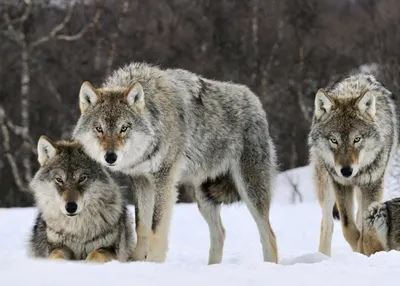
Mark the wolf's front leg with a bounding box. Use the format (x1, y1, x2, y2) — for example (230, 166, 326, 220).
(86, 248, 116, 263)
(48, 247, 73, 260)
(146, 167, 178, 263)
(358, 182, 384, 256)
(333, 182, 360, 251)
(132, 175, 155, 261)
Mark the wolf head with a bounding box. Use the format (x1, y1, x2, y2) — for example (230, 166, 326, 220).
(30, 136, 114, 218)
(309, 84, 381, 179)
(72, 81, 156, 170)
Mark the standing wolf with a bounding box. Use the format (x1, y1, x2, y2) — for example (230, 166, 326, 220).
(29, 136, 135, 262)
(365, 198, 400, 251)
(308, 73, 398, 256)
(72, 62, 278, 264)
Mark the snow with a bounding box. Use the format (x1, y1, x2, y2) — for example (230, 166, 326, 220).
(1, 165, 399, 286)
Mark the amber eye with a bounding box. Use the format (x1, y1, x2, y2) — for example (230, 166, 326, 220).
(78, 175, 87, 183)
(120, 125, 128, 133)
(95, 126, 103, 133)
(55, 177, 63, 184)
(330, 137, 338, 144)
(354, 137, 361, 143)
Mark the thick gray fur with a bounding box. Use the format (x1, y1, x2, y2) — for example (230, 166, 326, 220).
(366, 198, 400, 251)
(29, 139, 135, 262)
(308, 72, 398, 256)
(72, 62, 278, 264)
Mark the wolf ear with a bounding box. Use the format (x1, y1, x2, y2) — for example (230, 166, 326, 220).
(314, 88, 333, 120)
(356, 89, 376, 120)
(37, 136, 57, 166)
(125, 82, 145, 110)
(79, 81, 99, 115)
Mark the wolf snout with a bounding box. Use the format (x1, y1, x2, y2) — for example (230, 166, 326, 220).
(104, 151, 118, 165)
(65, 202, 78, 215)
(340, 166, 353, 177)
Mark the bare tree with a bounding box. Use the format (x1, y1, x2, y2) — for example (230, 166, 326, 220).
(0, 0, 101, 192)
(284, 172, 303, 204)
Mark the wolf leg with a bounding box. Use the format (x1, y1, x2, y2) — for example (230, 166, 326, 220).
(195, 185, 225, 265)
(86, 248, 116, 263)
(355, 187, 363, 230)
(315, 163, 335, 256)
(48, 247, 73, 260)
(145, 167, 178, 263)
(231, 160, 278, 263)
(364, 201, 389, 251)
(358, 182, 384, 255)
(132, 175, 155, 262)
(333, 182, 360, 251)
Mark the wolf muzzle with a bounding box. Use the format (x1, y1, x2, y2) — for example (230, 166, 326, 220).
(65, 202, 78, 216)
(104, 151, 118, 165)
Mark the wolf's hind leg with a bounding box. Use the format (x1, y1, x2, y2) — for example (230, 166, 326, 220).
(195, 185, 226, 265)
(231, 159, 278, 263)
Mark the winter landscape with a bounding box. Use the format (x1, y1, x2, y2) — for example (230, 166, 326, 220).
(2, 1, 400, 285)
(1, 165, 399, 286)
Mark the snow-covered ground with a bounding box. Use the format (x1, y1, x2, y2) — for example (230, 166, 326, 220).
(0, 165, 399, 286)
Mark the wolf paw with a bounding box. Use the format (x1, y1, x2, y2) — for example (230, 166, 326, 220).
(48, 249, 68, 260)
(131, 245, 149, 261)
(86, 249, 114, 264)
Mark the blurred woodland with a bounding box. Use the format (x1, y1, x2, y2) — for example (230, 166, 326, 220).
(1, 0, 400, 206)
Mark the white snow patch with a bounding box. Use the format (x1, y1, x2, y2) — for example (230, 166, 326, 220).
(1, 165, 400, 286)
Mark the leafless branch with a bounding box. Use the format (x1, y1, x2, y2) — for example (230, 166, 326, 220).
(106, 0, 129, 75)
(0, 106, 29, 193)
(57, 5, 102, 41)
(285, 172, 303, 204)
(30, 0, 101, 48)
(3, 3, 23, 44)
(9, 0, 33, 25)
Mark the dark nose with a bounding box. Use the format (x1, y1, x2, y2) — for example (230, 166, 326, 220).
(340, 166, 353, 177)
(65, 202, 78, 214)
(104, 152, 117, 164)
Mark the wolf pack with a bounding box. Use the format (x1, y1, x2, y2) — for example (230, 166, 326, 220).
(26, 62, 400, 265)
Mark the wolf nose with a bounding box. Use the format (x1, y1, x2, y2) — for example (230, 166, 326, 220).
(104, 152, 117, 164)
(65, 202, 78, 214)
(340, 166, 353, 177)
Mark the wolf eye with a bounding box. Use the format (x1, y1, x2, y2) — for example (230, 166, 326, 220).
(55, 177, 63, 184)
(120, 125, 129, 133)
(95, 126, 103, 133)
(354, 137, 362, 143)
(78, 175, 87, 183)
(329, 137, 338, 144)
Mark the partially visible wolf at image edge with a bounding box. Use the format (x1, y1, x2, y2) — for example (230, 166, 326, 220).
(72, 62, 278, 264)
(29, 137, 135, 262)
(308, 73, 398, 257)
(365, 198, 400, 252)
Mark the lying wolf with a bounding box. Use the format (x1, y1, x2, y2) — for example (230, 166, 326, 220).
(29, 136, 135, 263)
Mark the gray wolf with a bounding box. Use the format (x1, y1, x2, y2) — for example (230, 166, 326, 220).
(308, 73, 398, 256)
(365, 198, 400, 251)
(28, 136, 135, 263)
(72, 62, 278, 264)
